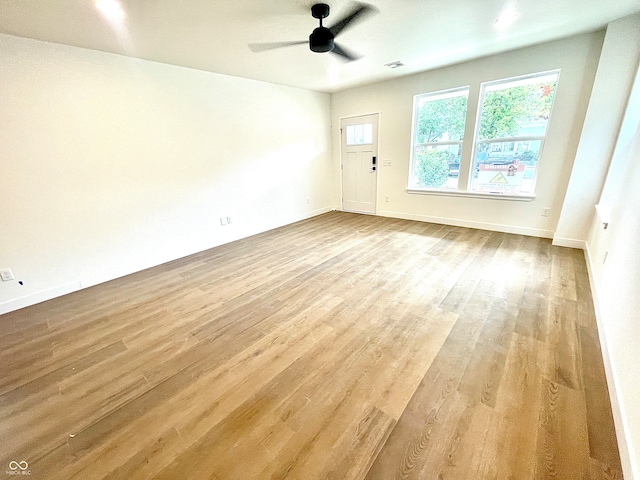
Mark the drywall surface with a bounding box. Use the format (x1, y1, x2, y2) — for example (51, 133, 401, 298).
(586, 57, 640, 480)
(331, 32, 603, 238)
(0, 34, 333, 313)
(555, 13, 640, 244)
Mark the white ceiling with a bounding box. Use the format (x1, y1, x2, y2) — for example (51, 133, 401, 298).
(1, 0, 639, 93)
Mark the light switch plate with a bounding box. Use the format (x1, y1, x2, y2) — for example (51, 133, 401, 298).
(0, 269, 15, 282)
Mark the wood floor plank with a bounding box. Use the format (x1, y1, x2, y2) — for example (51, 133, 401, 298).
(0, 340, 128, 407)
(534, 379, 590, 479)
(364, 279, 498, 479)
(438, 231, 505, 314)
(492, 333, 545, 480)
(0, 212, 622, 479)
(550, 247, 578, 301)
(580, 325, 622, 472)
(546, 296, 582, 390)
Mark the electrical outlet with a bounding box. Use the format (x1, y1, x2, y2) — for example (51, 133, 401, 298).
(541, 208, 550, 217)
(220, 217, 227, 226)
(385, 196, 389, 203)
(306, 198, 310, 205)
(0, 269, 15, 282)
(227, 216, 232, 224)
(383, 160, 392, 167)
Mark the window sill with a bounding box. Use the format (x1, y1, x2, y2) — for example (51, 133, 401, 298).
(407, 188, 536, 201)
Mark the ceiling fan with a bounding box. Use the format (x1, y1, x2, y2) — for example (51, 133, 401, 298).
(248, 2, 378, 62)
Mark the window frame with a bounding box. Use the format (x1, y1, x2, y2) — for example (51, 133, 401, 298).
(407, 70, 561, 200)
(467, 70, 561, 197)
(408, 86, 470, 192)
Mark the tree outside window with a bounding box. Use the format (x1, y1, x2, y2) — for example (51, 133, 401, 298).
(409, 87, 469, 190)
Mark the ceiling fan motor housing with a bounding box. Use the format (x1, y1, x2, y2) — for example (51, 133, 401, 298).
(311, 3, 330, 19)
(310, 27, 335, 52)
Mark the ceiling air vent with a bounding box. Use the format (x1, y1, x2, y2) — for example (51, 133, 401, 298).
(384, 61, 404, 69)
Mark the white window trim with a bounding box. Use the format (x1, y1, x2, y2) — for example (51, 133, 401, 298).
(408, 70, 561, 200)
(407, 189, 535, 201)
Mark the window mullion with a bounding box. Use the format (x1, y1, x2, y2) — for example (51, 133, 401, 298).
(458, 83, 482, 193)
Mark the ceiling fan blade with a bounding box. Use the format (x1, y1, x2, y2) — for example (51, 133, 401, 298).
(248, 41, 308, 52)
(331, 43, 361, 62)
(328, 2, 378, 37)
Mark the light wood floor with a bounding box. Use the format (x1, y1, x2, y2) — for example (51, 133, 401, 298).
(0, 212, 622, 479)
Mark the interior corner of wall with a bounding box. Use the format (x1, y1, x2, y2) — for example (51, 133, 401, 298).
(551, 235, 587, 250)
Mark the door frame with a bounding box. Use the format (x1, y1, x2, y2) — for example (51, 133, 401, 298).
(339, 112, 381, 215)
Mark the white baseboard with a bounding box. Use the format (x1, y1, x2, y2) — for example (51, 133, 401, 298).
(584, 242, 635, 479)
(552, 236, 587, 249)
(0, 207, 336, 316)
(0, 282, 82, 315)
(378, 209, 555, 238)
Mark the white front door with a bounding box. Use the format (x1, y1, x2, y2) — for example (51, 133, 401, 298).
(341, 114, 379, 214)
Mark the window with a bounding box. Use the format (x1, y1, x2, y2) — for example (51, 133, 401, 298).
(409, 87, 469, 190)
(471, 71, 559, 195)
(346, 123, 373, 145)
(408, 70, 560, 198)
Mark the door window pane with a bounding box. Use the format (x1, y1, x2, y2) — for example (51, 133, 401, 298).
(346, 123, 373, 145)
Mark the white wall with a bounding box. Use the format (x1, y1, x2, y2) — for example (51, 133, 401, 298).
(331, 32, 603, 238)
(582, 17, 640, 479)
(0, 34, 334, 313)
(555, 14, 640, 246)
